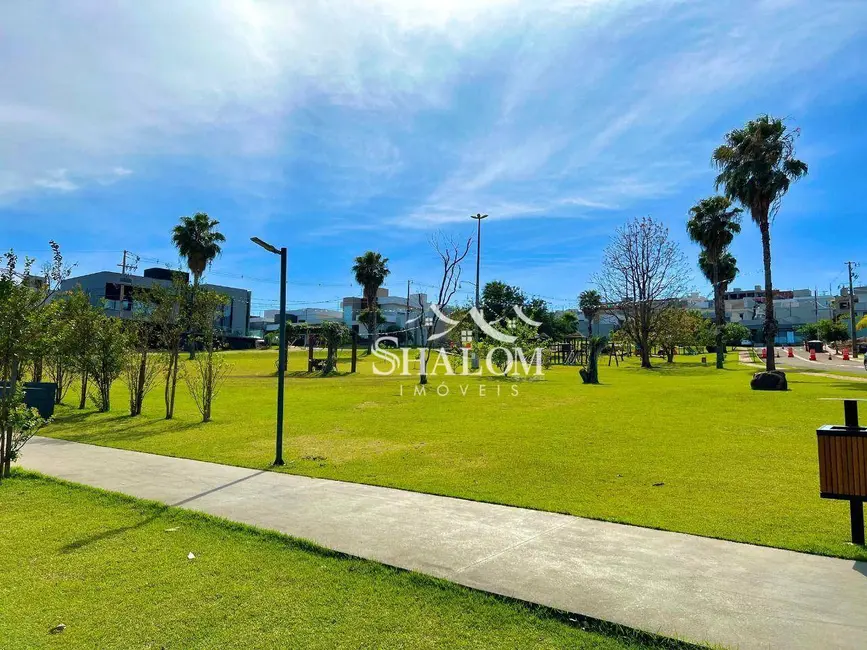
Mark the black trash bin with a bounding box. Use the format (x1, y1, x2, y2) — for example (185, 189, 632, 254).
(0, 382, 57, 419)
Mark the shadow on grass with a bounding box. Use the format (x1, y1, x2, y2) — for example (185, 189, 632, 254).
(284, 370, 352, 379)
(46, 414, 208, 445)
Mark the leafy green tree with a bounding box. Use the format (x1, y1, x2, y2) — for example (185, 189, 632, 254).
(0, 244, 67, 478)
(148, 277, 188, 419)
(184, 289, 231, 423)
(653, 307, 704, 363)
(687, 196, 742, 369)
(64, 288, 102, 409)
(43, 299, 76, 404)
(796, 322, 819, 341)
(552, 311, 579, 339)
(471, 319, 544, 376)
(713, 115, 808, 371)
(122, 301, 164, 417)
(578, 290, 602, 337)
(724, 322, 752, 347)
(352, 251, 390, 352)
(88, 315, 131, 412)
(858, 314, 867, 332)
(816, 319, 848, 346)
(481, 281, 525, 320)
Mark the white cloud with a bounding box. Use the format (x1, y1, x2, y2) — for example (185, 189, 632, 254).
(1, 0, 864, 232)
(33, 169, 77, 192)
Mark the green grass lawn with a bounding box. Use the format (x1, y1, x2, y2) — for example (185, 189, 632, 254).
(0, 472, 675, 649)
(40, 348, 867, 561)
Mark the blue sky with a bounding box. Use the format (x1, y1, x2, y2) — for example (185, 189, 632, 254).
(2, 0, 866, 314)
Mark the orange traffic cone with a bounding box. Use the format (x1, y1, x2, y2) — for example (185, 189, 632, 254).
(787, 347, 794, 358)
(843, 348, 850, 360)
(761, 347, 767, 359)
(809, 349, 817, 361)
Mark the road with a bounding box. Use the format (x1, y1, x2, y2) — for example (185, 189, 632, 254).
(749, 345, 867, 374)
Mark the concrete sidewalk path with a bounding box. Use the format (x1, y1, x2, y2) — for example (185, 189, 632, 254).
(20, 437, 867, 650)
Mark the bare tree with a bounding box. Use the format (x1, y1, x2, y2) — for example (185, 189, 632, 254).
(594, 216, 691, 369)
(417, 232, 472, 384)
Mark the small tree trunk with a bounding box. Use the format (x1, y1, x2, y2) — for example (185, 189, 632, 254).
(169, 352, 179, 418)
(713, 261, 725, 370)
(54, 361, 64, 404)
(78, 371, 88, 409)
(100, 378, 111, 412)
(135, 349, 147, 415)
(2, 358, 19, 478)
(419, 346, 428, 385)
(667, 349, 675, 363)
(759, 214, 777, 371)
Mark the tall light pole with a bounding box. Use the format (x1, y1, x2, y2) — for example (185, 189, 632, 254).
(251, 237, 287, 466)
(470, 213, 488, 368)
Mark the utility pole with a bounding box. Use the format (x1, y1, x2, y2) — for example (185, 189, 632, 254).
(814, 286, 818, 321)
(405, 279, 411, 346)
(116, 249, 136, 314)
(846, 261, 859, 358)
(470, 213, 488, 369)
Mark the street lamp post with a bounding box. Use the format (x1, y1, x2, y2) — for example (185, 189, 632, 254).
(251, 237, 287, 466)
(470, 213, 488, 369)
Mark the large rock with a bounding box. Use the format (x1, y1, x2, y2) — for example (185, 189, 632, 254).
(750, 370, 788, 391)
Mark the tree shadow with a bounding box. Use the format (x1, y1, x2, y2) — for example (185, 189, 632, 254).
(284, 370, 352, 379)
(59, 470, 268, 554)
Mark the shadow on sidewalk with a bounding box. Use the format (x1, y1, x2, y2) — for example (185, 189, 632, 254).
(60, 470, 268, 554)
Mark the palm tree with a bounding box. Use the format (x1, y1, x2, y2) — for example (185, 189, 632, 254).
(687, 196, 742, 369)
(352, 251, 390, 352)
(698, 251, 738, 296)
(713, 115, 807, 371)
(579, 289, 602, 337)
(699, 250, 739, 354)
(172, 213, 225, 358)
(172, 213, 226, 287)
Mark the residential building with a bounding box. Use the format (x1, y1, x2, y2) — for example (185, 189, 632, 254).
(342, 288, 429, 343)
(722, 286, 835, 344)
(59, 268, 252, 336)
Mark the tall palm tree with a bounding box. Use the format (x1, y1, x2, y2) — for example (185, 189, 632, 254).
(352, 251, 390, 352)
(713, 115, 807, 371)
(578, 289, 602, 337)
(171, 212, 226, 287)
(699, 250, 739, 356)
(172, 213, 225, 358)
(687, 196, 742, 369)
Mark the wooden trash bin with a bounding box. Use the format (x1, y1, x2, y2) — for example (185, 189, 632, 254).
(817, 399, 867, 545)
